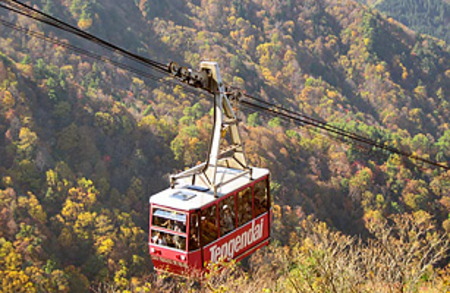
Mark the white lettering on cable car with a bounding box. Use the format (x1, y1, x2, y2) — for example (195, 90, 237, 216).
(209, 219, 264, 263)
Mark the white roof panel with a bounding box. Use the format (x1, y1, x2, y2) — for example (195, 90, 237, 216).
(149, 166, 269, 211)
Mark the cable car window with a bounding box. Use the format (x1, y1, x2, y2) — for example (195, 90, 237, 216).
(254, 180, 268, 216)
(219, 194, 236, 236)
(152, 208, 186, 233)
(238, 187, 252, 226)
(201, 204, 218, 245)
(151, 230, 186, 250)
(189, 213, 200, 251)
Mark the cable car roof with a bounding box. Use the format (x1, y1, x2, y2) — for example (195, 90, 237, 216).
(149, 166, 269, 211)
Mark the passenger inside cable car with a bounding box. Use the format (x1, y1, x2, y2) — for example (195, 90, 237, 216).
(151, 208, 187, 250)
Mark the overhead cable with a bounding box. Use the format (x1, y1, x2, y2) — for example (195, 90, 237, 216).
(0, 17, 205, 97)
(0, 0, 447, 171)
(0, 0, 169, 73)
(240, 98, 449, 170)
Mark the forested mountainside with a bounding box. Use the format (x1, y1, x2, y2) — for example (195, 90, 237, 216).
(358, 0, 450, 43)
(0, 0, 449, 291)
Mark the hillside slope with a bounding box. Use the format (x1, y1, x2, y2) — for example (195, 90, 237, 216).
(358, 0, 450, 43)
(0, 0, 448, 291)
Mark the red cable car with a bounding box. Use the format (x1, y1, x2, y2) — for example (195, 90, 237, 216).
(149, 62, 271, 276)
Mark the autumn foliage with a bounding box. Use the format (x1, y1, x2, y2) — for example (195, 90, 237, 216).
(0, 0, 449, 291)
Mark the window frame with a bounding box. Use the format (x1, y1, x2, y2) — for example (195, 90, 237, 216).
(253, 178, 269, 217)
(218, 192, 237, 237)
(200, 202, 219, 246)
(150, 206, 188, 251)
(236, 184, 253, 227)
(187, 211, 200, 251)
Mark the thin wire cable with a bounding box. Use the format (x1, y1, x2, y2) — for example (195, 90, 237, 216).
(0, 0, 446, 171)
(230, 84, 388, 149)
(241, 92, 380, 145)
(0, 17, 206, 97)
(0, 0, 207, 97)
(240, 99, 449, 170)
(0, 0, 169, 73)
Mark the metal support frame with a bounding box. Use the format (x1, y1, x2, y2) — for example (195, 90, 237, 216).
(169, 61, 251, 196)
